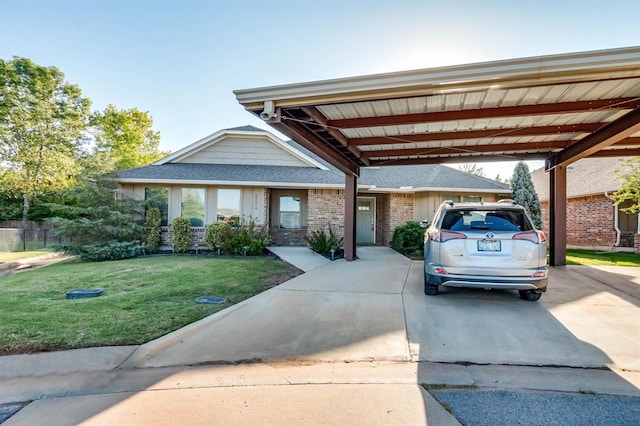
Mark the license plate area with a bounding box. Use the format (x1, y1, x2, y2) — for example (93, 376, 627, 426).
(478, 239, 501, 252)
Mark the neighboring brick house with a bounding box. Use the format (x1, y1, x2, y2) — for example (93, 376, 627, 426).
(531, 157, 639, 251)
(117, 126, 511, 248)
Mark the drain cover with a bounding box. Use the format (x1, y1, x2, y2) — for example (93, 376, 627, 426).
(66, 288, 104, 299)
(195, 296, 227, 304)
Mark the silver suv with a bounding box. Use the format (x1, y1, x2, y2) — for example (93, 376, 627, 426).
(423, 200, 548, 301)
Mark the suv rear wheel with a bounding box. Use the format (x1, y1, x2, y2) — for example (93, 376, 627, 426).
(424, 273, 439, 295)
(519, 290, 542, 301)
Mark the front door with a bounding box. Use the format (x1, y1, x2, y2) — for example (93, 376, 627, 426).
(356, 197, 375, 244)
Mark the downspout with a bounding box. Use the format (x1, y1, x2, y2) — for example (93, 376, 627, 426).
(605, 191, 621, 247)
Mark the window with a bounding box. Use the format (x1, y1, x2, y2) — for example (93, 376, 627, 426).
(181, 188, 205, 226)
(442, 194, 482, 203)
(279, 195, 301, 229)
(217, 189, 240, 226)
(145, 187, 169, 226)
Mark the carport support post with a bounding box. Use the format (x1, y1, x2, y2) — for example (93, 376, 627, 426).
(344, 173, 357, 261)
(549, 165, 567, 267)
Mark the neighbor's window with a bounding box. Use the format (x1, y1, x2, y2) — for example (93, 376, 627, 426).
(279, 195, 301, 229)
(181, 188, 205, 226)
(217, 189, 240, 226)
(145, 187, 169, 226)
(463, 195, 482, 202)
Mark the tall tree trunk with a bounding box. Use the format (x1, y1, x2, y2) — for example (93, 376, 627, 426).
(22, 194, 30, 228)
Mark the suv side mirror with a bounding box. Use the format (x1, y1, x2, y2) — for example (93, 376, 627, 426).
(419, 220, 429, 228)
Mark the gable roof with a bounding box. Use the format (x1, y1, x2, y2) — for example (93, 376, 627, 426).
(154, 127, 328, 170)
(531, 157, 630, 201)
(117, 126, 511, 193)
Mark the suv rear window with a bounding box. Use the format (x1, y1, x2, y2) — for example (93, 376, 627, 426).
(441, 209, 533, 232)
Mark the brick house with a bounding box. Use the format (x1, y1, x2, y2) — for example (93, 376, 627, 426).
(117, 126, 511, 248)
(531, 157, 639, 251)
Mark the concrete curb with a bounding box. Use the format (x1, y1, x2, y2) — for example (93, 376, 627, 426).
(0, 346, 138, 380)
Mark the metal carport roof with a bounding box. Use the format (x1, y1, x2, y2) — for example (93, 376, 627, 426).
(235, 47, 640, 263)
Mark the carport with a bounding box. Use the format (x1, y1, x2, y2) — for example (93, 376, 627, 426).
(235, 46, 640, 265)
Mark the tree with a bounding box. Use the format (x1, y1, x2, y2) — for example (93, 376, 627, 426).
(612, 157, 640, 213)
(511, 162, 543, 228)
(458, 163, 485, 177)
(47, 177, 145, 261)
(90, 105, 167, 172)
(0, 57, 91, 224)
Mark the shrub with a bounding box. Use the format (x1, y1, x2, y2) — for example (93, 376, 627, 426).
(172, 216, 191, 253)
(305, 225, 343, 256)
(144, 207, 162, 253)
(205, 222, 232, 251)
(205, 218, 269, 255)
(391, 221, 424, 256)
(58, 241, 145, 262)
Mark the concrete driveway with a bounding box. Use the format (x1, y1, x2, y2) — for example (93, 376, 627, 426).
(2, 247, 639, 425)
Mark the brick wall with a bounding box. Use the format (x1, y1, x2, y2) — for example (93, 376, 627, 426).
(541, 195, 617, 247)
(307, 188, 345, 240)
(384, 193, 414, 245)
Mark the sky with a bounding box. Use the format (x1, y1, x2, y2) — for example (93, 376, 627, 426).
(1, 0, 639, 180)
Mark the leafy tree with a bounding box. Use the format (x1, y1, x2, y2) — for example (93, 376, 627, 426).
(90, 105, 168, 171)
(511, 162, 543, 228)
(0, 57, 91, 224)
(613, 157, 640, 213)
(458, 163, 485, 177)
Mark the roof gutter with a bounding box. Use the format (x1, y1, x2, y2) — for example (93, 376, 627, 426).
(234, 46, 640, 109)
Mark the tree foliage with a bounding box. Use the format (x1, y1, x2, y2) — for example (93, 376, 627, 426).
(47, 178, 145, 261)
(458, 163, 485, 177)
(613, 157, 640, 213)
(0, 57, 91, 223)
(90, 105, 167, 172)
(511, 162, 543, 229)
(172, 216, 192, 253)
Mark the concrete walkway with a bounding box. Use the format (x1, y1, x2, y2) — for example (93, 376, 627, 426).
(1, 247, 639, 425)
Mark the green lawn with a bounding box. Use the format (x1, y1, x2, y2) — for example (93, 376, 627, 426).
(0, 255, 300, 355)
(565, 249, 640, 266)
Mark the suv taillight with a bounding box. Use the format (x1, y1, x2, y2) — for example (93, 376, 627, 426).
(430, 230, 467, 243)
(513, 230, 546, 244)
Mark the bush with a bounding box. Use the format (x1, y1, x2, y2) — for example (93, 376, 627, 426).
(172, 216, 191, 253)
(391, 221, 424, 256)
(57, 241, 145, 262)
(204, 218, 269, 255)
(204, 222, 232, 251)
(305, 225, 343, 256)
(144, 208, 162, 253)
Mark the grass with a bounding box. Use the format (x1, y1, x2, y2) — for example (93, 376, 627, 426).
(565, 249, 640, 266)
(0, 254, 300, 355)
(0, 249, 53, 263)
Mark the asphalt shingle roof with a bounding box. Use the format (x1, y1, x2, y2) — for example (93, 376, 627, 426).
(117, 126, 511, 192)
(531, 157, 629, 201)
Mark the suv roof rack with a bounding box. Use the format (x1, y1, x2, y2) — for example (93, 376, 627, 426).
(497, 199, 517, 205)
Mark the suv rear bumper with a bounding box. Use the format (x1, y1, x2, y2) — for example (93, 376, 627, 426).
(425, 264, 548, 291)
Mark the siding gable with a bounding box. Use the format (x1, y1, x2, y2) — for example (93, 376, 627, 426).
(177, 135, 312, 167)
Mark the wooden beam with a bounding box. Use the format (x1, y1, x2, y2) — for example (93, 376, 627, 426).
(368, 152, 549, 166)
(344, 173, 357, 261)
(348, 123, 604, 146)
(361, 141, 570, 159)
(301, 106, 370, 166)
(549, 165, 567, 267)
(329, 98, 640, 129)
(266, 111, 361, 176)
(546, 108, 640, 170)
